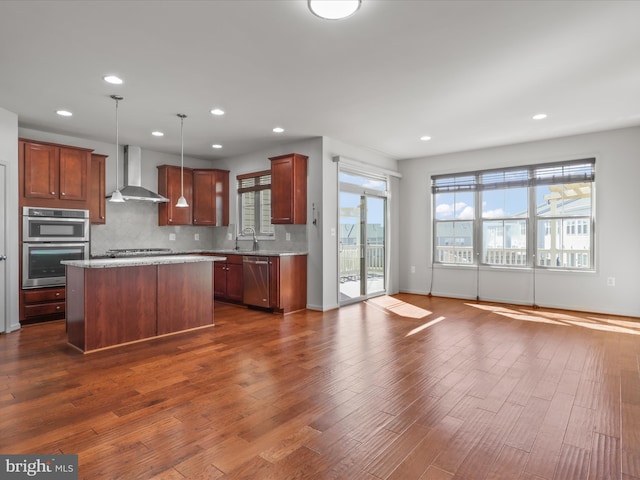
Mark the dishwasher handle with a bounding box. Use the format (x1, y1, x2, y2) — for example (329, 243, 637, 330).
(243, 256, 269, 264)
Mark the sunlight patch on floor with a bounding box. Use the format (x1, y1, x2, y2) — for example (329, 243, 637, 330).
(466, 303, 640, 335)
(366, 295, 432, 319)
(406, 316, 446, 337)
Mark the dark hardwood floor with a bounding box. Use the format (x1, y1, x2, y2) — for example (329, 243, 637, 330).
(1, 294, 639, 479)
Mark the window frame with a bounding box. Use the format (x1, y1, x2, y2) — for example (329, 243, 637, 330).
(431, 158, 595, 271)
(237, 170, 274, 238)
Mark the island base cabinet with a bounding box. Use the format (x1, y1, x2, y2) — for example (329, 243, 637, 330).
(157, 262, 213, 335)
(66, 261, 214, 353)
(67, 265, 157, 352)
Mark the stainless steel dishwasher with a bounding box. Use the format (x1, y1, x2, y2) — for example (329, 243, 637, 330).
(243, 256, 270, 308)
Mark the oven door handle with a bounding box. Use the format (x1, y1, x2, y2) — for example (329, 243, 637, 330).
(0, 255, 6, 261)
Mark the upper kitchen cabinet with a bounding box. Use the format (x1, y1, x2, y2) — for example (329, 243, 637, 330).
(90, 154, 107, 224)
(158, 164, 193, 226)
(20, 139, 92, 207)
(269, 153, 308, 224)
(192, 169, 230, 226)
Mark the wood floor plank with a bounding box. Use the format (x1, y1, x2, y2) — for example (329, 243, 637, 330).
(0, 295, 638, 479)
(523, 391, 576, 478)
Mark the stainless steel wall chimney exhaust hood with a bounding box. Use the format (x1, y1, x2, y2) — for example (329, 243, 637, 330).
(107, 145, 169, 202)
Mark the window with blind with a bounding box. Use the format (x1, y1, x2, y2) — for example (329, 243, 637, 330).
(237, 171, 274, 236)
(432, 159, 595, 269)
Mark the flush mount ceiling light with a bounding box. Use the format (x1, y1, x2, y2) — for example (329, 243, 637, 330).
(308, 0, 361, 20)
(108, 95, 125, 203)
(56, 110, 73, 117)
(532, 113, 548, 120)
(176, 114, 189, 208)
(103, 75, 123, 85)
(210, 108, 225, 116)
(212, 144, 222, 149)
(420, 135, 432, 141)
(151, 131, 164, 137)
(273, 127, 284, 133)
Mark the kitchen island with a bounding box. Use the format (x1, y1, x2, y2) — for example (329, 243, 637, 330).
(62, 255, 224, 353)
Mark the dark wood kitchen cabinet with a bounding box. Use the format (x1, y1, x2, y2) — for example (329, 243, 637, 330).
(269, 255, 307, 313)
(213, 254, 243, 302)
(90, 153, 107, 224)
(20, 138, 92, 207)
(157, 164, 193, 226)
(21, 287, 66, 324)
(192, 168, 230, 226)
(269, 153, 308, 224)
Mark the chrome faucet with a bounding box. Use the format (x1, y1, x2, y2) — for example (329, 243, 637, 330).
(242, 226, 259, 251)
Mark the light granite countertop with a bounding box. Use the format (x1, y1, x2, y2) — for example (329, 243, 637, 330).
(62, 255, 226, 269)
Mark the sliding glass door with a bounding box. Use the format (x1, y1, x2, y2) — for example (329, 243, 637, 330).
(339, 170, 387, 305)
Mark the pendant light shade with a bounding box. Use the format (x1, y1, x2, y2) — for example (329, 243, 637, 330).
(109, 95, 125, 203)
(176, 113, 189, 208)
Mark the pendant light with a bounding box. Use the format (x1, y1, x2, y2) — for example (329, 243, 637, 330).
(175, 113, 189, 208)
(109, 95, 125, 203)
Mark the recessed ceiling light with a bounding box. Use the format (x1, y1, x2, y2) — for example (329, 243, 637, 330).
(212, 144, 222, 149)
(56, 110, 73, 117)
(103, 75, 123, 85)
(273, 127, 284, 133)
(152, 131, 164, 137)
(210, 108, 225, 116)
(532, 113, 547, 120)
(308, 0, 361, 20)
(420, 135, 432, 141)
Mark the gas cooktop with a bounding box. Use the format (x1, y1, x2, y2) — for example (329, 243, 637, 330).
(105, 248, 173, 258)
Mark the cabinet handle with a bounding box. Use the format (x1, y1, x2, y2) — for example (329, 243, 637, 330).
(51, 191, 55, 195)
(100, 216, 105, 219)
(56, 306, 61, 310)
(55, 292, 60, 296)
(61, 192, 66, 196)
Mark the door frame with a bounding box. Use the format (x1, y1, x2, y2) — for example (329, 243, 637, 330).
(337, 168, 389, 306)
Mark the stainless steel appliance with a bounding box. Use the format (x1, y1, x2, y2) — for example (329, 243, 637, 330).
(22, 207, 89, 288)
(243, 256, 270, 308)
(23, 206, 90, 242)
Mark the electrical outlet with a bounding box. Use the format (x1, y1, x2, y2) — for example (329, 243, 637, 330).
(169, 233, 176, 241)
(607, 277, 615, 287)
(227, 232, 232, 241)
(194, 233, 200, 241)
(286, 232, 291, 241)
(410, 266, 416, 273)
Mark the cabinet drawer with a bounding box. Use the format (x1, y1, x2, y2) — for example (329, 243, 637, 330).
(226, 254, 243, 265)
(24, 301, 65, 318)
(23, 288, 65, 303)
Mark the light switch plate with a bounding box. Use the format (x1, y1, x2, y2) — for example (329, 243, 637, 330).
(169, 233, 176, 241)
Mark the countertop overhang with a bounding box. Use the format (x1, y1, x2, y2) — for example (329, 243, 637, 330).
(63, 255, 226, 269)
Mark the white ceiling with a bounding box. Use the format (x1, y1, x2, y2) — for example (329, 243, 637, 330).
(1, 0, 639, 162)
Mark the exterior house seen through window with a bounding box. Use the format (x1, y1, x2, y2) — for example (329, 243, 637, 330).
(432, 159, 595, 270)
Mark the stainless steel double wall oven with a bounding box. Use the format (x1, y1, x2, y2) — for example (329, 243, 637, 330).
(22, 207, 89, 288)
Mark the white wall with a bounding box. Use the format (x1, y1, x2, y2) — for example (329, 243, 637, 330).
(398, 126, 640, 317)
(1, 107, 19, 332)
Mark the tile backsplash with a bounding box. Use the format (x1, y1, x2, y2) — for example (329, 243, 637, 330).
(90, 201, 307, 256)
